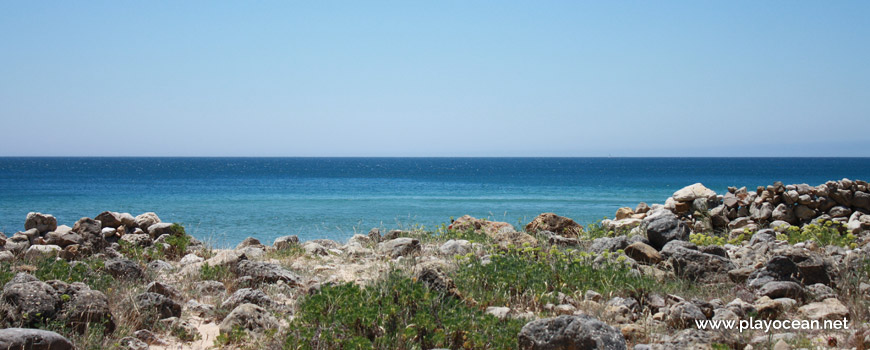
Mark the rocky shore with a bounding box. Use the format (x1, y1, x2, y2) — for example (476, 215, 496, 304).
(2, 178, 870, 349)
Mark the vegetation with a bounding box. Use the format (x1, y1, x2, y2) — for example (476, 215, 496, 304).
(283, 271, 524, 350)
(776, 220, 857, 248)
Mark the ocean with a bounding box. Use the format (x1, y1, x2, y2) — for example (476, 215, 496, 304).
(1, 157, 868, 247)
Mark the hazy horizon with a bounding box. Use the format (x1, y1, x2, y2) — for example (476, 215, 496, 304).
(2, 2, 868, 157)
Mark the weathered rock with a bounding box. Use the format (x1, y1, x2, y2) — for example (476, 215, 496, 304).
(449, 215, 515, 237)
(668, 246, 734, 282)
(145, 281, 182, 300)
(64, 289, 114, 333)
(524, 213, 583, 238)
(23, 245, 62, 260)
(439, 239, 472, 256)
(72, 217, 106, 253)
(771, 204, 795, 223)
(380, 237, 421, 258)
(0, 328, 73, 350)
(236, 237, 264, 250)
(537, 231, 581, 246)
(5, 234, 30, 255)
(236, 259, 302, 285)
(615, 207, 634, 221)
(590, 236, 629, 253)
(119, 233, 152, 247)
(2, 278, 61, 325)
(751, 202, 774, 221)
(221, 288, 274, 311)
(44, 231, 82, 248)
(105, 258, 144, 280)
(0, 251, 13, 263)
(757, 281, 805, 300)
(493, 230, 540, 249)
(797, 258, 831, 286)
(643, 209, 690, 250)
(517, 315, 626, 350)
(95, 211, 123, 229)
(486, 306, 511, 319)
(134, 212, 161, 230)
(273, 235, 299, 250)
(635, 202, 651, 214)
(853, 191, 870, 211)
(673, 183, 716, 202)
(415, 267, 460, 298)
(194, 281, 226, 295)
(219, 303, 279, 335)
(147, 223, 175, 239)
(25, 212, 57, 234)
(179, 253, 204, 265)
(668, 301, 707, 329)
(133, 292, 181, 321)
(797, 298, 849, 321)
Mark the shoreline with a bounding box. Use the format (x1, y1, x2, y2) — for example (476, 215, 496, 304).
(1, 178, 869, 349)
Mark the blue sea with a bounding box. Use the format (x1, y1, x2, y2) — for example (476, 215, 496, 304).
(1, 158, 868, 247)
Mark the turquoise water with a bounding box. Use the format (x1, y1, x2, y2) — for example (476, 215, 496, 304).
(1, 157, 868, 247)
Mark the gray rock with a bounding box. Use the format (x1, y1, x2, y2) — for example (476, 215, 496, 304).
(119, 337, 149, 350)
(853, 191, 870, 211)
(105, 258, 144, 280)
(0, 328, 73, 350)
(757, 281, 805, 300)
(145, 281, 182, 300)
(236, 260, 302, 285)
(828, 206, 852, 218)
(25, 212, 58, 234)
(194, 281, 226, 295)
(146, 259, 173, 272)
(273, 235, 299, 250)
(119, 233, 152, 247)
(439, 239, 472, 256)
(624, 242, 662, 264)
(798, 298, 849, 320)
(44, 231, 83, 247)
(147, 223, 175, 239)
(134, 212, 161, 230)
(771, 204, 795, 223)
(518, 314, 627, 350)
(219, 303, 280, 335)
(667, 245, 734, 282)
(5, 234, 30, 255)
(0, 251, 13, 263)
(301, 241, 328, 256)
(64, 289, 115, 333)
(23, 245, 62, 260)
(133, 292, 182, 321)
(590, 236, 629, 253)
(539, 230, 582, 246)
(221, 288, 274, 310)
(668, 301, 707, 329)
(643, 209, 690, 250)
(380, 237, 421, 258)
(2, 280, 60, 325)
(236, 237, 264, 250)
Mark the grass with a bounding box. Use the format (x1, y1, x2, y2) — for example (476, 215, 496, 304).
(282, 270, 524, 350)
(451, 245, 698, 311)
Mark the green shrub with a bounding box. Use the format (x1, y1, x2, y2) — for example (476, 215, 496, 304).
(582, 220, 615, 240)
(776, 220, 857, 248)
(118, 240, 166, 262)
(33, 258, 114, 292)
(200, 262, 233, 282)
(283, 271, 524, 349)
(431, 223, 492, 243)
(452, 245, 693, 309)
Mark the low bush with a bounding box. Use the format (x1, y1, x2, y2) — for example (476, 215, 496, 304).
(283, 271, 524, 349)
(776, 220, 857, 248)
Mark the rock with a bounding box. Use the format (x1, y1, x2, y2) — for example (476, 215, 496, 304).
(757, 281, 805, 300)
(146, 259, 173, 272)
(668, 246, 734, 282)
(806, 283, 837, 301)
(853, 191, 870, 211)
(301, 241, 328, 256)
(119, 233, 152, 247)
(449, 215, 515, 237)
(794, 205, 815, 221)
(25, 212, 58, 234)
(798, 298, 849, 321)
(415, 267, 460, 298)
(538, 230, 581, 246)
(439, 239, 472, 256)
(23, 245, 62, 260)
(64, 290, 114, 333)
(2, 280, 60, 325)
(184, 300, 216, 318)
(635, 202, 651, 214)
(105, 258, 144, 280)
(751, 202, 774, 221)
(493, 230, 540, 249)
(273, 235, 299, 250)
(134, 212, 161, 230)
(668, 301, 707, 328)
(486, 306, 511, 319)
(5, 234, 30, 255)
(524, 213, 584, 238)
(236, 260, 302, 285)
(0, 328, 73, 350)
(624, 242, 662, 264)
(219, 303, 280, 335)
(44, 231, 83, 247)
(147, 223, 175, 238)
(380, 237, 421, 258)
(604, 218, 643, 234)
(145, 281, 182, 300)
(194, 281, 226, 295)
(828, 206, 852, 218)
(643, 209, 690, 250)
(797, 258, 831, 286)
(236, 237, 263, 249)
(221, 288, 274, 311)
(72, 217, 105, 253)
(517, 315, 627, 350)
(95, 211, 123, 229)
(133, 292, 182, 321)
(615, 207, 634, 220)
(159, 317, 198, 341)
(0, 251, 13, 263)
(590, 236, 629, 253)
(673, 183, 716, 202)
(367, 228, 381, 242)
(179, 253, 204, 265)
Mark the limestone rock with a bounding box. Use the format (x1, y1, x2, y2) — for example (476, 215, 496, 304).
(517, 315, 626, 350)
(221, 288, 274, 311)
(218, 303, 279, 335)
(134, 212, 161, 230)
(524, 213, 584, 238)
(439, 239, 472, 256)
(798, 298, 849, 321)
(380, 237, 421, 259)
(236, 260, 302, 285)
(643, 209, 690, 250)
(673, 183, 716, 202)
(0, 328, 73, 350)
(64, 289, 115, 333)
(624, 242, 662, 264)
(273, 235, 299, 250)
(25, 212, 57, 234)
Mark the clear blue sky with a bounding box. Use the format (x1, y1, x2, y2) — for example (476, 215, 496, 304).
(1, 1, 868, 156)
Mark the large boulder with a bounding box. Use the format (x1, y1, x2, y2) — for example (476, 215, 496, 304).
(218, 303, 279, 335)
(25, 212, 57, 234)
(667, 245, 734, 282)
(147, 223, 175, 239)
(517, 315, 626, 350)
(235, 260, 303, 285)
(133, 292, 182, 322)
(72, 217, 106, 253)
(624, 242, 662, 265)
(2, 279, 60, 325)
(673, 183, 716, 202)
(134, 212, 161, 231)
(63, 290, 115, 333)
(220, 288, 274, 311)
(273, 235, 299, 250)
(0, 328, 73, 350)
(797, 298, 849, 321)
(95, 211, 123, 229)
(643, 209, 690, 250)
(524, 213, 583, 238)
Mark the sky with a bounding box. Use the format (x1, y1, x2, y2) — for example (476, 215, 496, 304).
(1, 1, 868, 157)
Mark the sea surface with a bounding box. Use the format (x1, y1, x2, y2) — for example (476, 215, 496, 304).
(1, 157, 868, 247)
